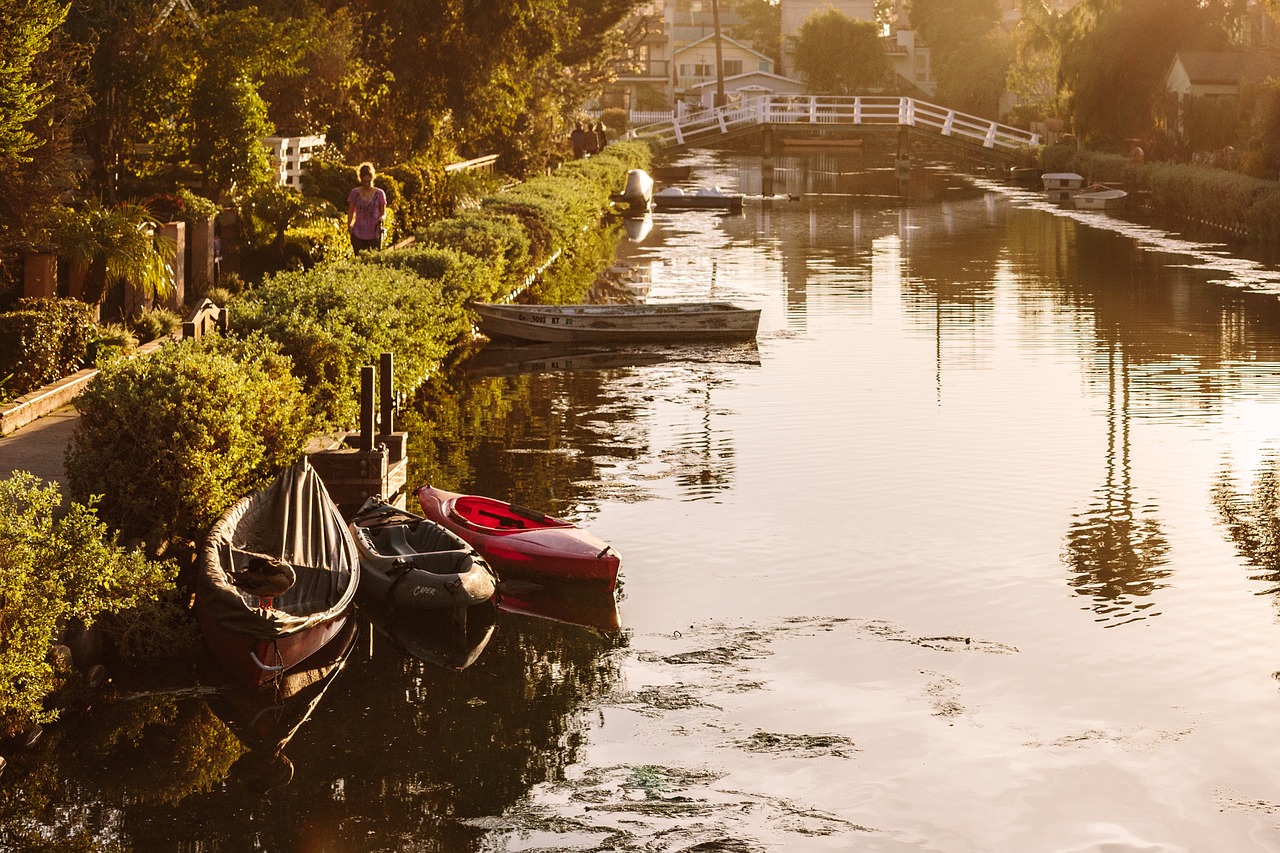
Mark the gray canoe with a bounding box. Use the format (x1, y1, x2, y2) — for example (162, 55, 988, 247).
(471, 301, 761, 344)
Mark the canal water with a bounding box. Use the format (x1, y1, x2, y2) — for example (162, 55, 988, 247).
(9, 152, 1280, 852)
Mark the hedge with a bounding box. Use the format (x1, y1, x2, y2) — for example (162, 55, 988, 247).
(0, 298, 95, 398)
(65, 335, 316, 550)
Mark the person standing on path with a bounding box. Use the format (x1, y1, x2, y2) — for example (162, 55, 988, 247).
(347, 162, 387, 253)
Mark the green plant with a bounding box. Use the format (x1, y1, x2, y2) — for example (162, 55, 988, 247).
(0, 297, 96, 396)
(65, 334, 316, 551)
(0, 472, 175, 739)
(131, 305, 182, 343)
(44, 201, 178, 307)
(230, 261, 470, 426)
(86, 322, 138, 365)
(283, 217, 353, 269)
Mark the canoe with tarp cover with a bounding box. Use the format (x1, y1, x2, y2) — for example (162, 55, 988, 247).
(196, 461, 359, 687)
(471, 301, 761, 345)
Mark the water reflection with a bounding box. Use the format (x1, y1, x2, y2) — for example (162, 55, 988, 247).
(1215, 453, 1280, 601)
(1063, 342, 1172, 626)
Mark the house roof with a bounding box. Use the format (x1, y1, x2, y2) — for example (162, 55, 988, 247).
(686, 70, 805, 91)
(673, 33, 773, 64)
(1171, 51, 1275, 85)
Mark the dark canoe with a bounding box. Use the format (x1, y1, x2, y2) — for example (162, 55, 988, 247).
(195, 461, 359, 687)
(348, 496, 498, 610)
(470, 301, 761, 345)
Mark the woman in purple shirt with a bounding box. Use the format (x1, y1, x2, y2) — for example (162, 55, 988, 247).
(347, 162, 387, 253)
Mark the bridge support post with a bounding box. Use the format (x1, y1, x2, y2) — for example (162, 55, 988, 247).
(761, 125, 775, 197)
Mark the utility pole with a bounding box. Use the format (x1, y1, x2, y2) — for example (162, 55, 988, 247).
(712, 0, 726, 108)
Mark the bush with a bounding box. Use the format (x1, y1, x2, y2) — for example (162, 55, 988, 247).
(229, 261, 470, 426)
(416, 211, 531, 287)
(65, 335, 316, 550)
(0, 298, 96, 397)
(131, 305, 182, 344)
(86, 323, 138, 366)
(0, 472, 175, 739)
(283, 217, 353, 269)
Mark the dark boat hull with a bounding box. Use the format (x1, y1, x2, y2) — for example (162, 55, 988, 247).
(471, 301, 761, 345)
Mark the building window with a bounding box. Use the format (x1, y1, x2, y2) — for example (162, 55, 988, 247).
(723, 60, 743, 76)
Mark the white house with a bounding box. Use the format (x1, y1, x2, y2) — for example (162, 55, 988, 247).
(673, 33, 775, 95)
(686, 70, 808, 107)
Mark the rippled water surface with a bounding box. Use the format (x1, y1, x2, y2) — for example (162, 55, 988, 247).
(12, 153, 1280, 852)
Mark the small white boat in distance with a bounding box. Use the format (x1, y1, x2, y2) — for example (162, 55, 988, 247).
(1042, 172, 1084, 203)
(611, 169, 654, 214)
(1072, 184, 1128, 211)
(653, 185, 745, 212)
(471, 301, 761, 344)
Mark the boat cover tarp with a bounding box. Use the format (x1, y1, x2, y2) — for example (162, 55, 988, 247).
(198, 461, 358, 639)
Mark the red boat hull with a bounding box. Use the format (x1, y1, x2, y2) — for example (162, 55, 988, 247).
(196, 603, 352, 687)
(416, 485, 620, 590)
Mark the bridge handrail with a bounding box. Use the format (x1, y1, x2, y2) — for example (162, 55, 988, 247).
(629, 94, 1039, 152)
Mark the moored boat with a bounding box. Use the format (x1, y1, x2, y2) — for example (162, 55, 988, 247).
(196, 461, 360, 687)
(1042, 172, 1084, 203)
(611, 168, 654, 214)
(1072, 184, 1128, 211)
(654, 185, 745, 211)
(349, 496, 498, 610)
(471, 301, 761, 345)
(416, 485, 621, 590)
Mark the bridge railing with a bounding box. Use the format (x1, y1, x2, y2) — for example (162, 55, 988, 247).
(629, 95, 1039, 153)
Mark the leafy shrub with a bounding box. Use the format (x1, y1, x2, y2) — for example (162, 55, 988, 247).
(65, 335, 316, 550)
(362, 245, 506, 303)
(416, 211, 531, 286)
(230, 262, 470, 426)
(283, 217, 353, 269)
(0, 472, 175, 739)
(600, 107, 630, 137)
(86, 322, 138, 365)
(131, 305, 182, 343)
(0, 298, 96, 396)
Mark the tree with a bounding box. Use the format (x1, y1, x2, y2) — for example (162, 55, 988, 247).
(909, 0, 1010, 115)
(1058, 0, 1235, 147)
(731, 0, 782, 69)
(45, 201, 177, 309)
(790, 9, 889, 94)
(0, 0, 66, 167)
(1005, 0, 1070, 124)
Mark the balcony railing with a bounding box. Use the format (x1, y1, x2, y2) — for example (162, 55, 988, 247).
(616, 59, 670, 80)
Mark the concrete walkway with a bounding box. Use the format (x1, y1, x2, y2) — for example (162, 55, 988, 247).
(0, 404, 77, 487)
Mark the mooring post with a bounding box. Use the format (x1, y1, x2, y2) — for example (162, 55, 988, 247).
(359, 365, 375, 452)
(379, 352, 394, 435)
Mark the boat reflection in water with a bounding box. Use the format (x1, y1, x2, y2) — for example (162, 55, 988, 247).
(362, 600, 498, 672)
(207, 615, 359, 790)
(463, 340, 761, 379)
(497, 579, 622, 634)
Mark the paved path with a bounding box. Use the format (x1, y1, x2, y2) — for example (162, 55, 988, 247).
(0, 405, 78, 487)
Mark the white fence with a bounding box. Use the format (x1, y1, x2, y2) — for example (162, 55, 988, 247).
(628, 95, 1040, 154)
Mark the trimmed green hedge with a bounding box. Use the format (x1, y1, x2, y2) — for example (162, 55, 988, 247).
(230, 260, 471, 426)
(1040, 143, 1280, 241)
(0, 298, 95, 398)
(66, 335, 316, 550)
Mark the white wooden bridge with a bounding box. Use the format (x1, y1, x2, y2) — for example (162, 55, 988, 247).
(628, 95, 1040, 157)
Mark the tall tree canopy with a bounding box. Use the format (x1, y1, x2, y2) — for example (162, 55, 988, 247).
(1058, 0, 1236, 146)
(790, 9, 889, 94)
(909, 0, 1011, 115)
(731, 0, 782, 70)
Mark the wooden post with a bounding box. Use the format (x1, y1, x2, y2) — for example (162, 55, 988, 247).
(379, 352, 394, 436)
(359, 366, 375, 452)
(157, 221, 185, 312)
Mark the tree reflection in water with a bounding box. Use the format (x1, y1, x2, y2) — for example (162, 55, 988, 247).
(1214, 452, 1280, 601)
(1063, 342, 1171, 626)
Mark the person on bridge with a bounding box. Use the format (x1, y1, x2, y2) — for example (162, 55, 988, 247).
(347, 162, 387, 253)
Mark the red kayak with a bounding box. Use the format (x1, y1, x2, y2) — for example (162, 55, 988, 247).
(416, 485, 621, 590)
